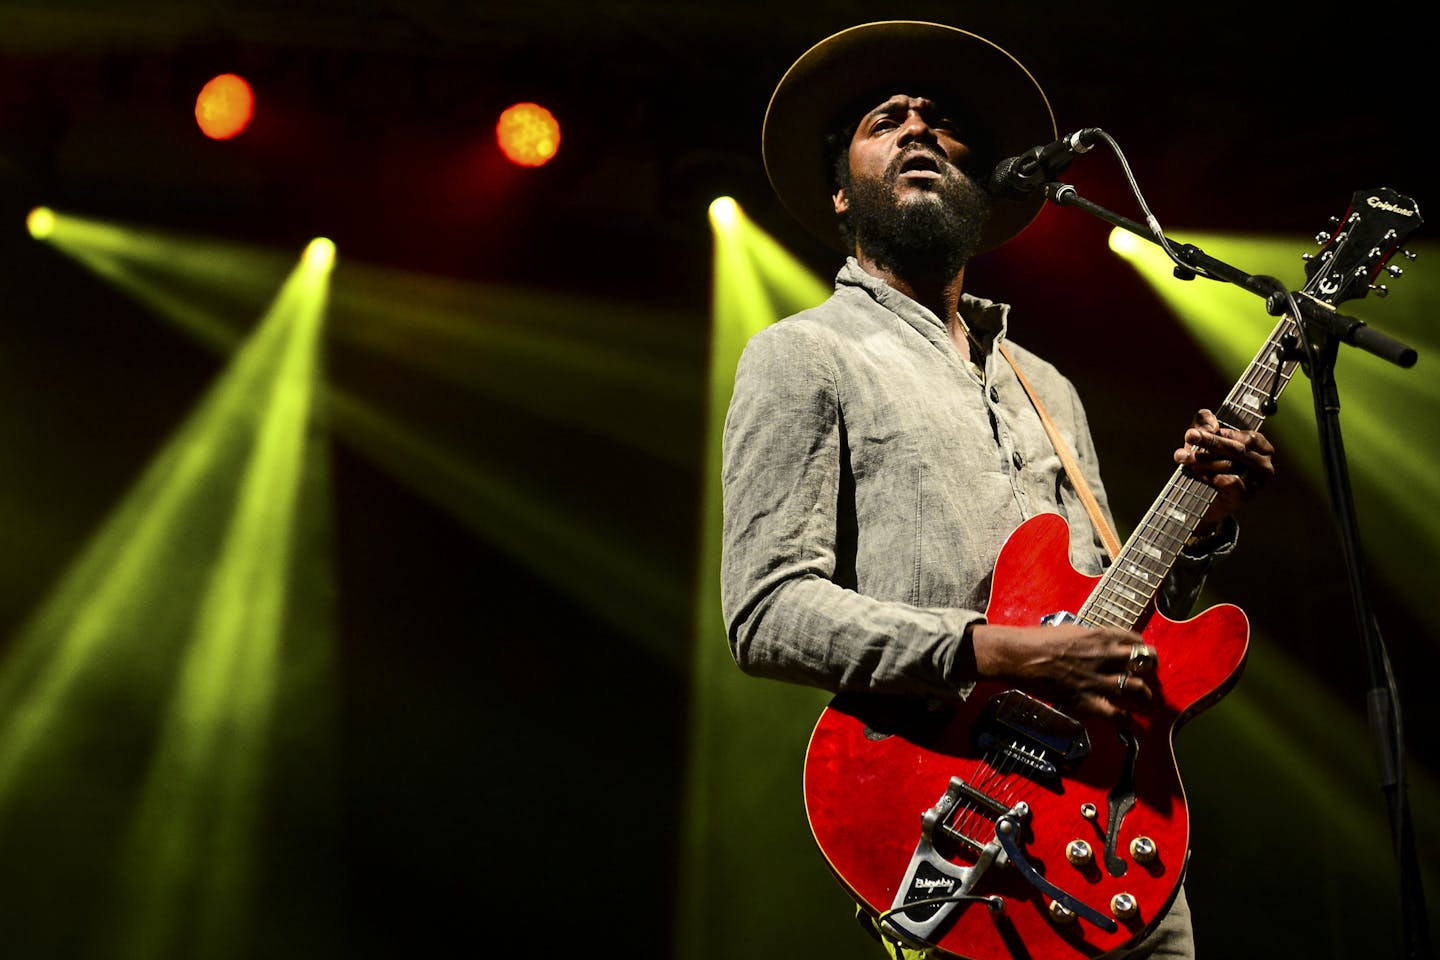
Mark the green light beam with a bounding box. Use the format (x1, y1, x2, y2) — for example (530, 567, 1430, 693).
(321, 260, 703, 468)
(29, 208, 298, 351)
(0, 243, 336, 959)
(102, 245, 333, 960)
(1114, 233, 1440, 625)
(29, 210, 698, 658)
(677, 199, 842, 960)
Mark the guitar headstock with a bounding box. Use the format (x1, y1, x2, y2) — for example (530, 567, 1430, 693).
(1303, 187, 1422, 307)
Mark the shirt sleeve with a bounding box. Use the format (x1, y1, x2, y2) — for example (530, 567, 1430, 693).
(719, 323, 978, 699)
(1160, 515, 1239, 617)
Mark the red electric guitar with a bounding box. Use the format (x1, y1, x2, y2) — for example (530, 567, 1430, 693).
(803, 187, 1422, 960)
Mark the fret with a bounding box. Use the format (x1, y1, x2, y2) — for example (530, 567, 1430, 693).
(1087, 593, 1142, 624)
(1218, 315, 1303, 431)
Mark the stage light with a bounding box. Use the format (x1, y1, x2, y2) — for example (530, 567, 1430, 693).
(304, 237, 336, 271)
(195, 73, 255, 141)
(1108, 226, 1144, 257)
(708, 197, 739, 231)
(25, 206, 55, 239)
(496, 102, 560, 168)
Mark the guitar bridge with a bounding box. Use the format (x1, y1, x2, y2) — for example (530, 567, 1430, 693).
(883, 780, 1120, 949)
(935, 779, 1009, 854)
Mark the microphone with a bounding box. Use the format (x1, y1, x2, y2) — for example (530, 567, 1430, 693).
(987, 128, 1103, 201)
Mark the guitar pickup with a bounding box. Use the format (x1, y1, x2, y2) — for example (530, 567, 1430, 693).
(974, 690, 1091, 781)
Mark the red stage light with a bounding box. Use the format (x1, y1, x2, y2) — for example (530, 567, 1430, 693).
(496, 102, 560, 168)
(195, 73, 254, 140)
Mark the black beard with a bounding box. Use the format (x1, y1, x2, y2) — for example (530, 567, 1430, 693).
(846, 149, 990, 277)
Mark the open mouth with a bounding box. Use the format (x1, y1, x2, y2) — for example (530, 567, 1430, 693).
(897, 150, 944, 179)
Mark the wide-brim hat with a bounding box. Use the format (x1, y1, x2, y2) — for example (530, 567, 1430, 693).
(762, 21, 1056, 254)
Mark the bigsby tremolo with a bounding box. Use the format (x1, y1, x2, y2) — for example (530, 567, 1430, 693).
(879, 777, 1007, 948)
(881, 776, 1118, 948)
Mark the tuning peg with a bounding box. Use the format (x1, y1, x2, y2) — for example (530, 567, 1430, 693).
(1401, 248, 1419, 261)
(1314, 231, 1332, 244)
(1370, 284, 1391, 298)
(1386, 264, 1404, 278)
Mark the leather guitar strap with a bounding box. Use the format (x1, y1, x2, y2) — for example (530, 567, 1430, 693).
(997, 341, 1121, 560)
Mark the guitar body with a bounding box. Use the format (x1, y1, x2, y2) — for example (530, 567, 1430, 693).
(804, 513, 1249, 960)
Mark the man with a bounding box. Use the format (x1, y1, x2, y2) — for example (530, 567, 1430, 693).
(719, 20, 1275, 960)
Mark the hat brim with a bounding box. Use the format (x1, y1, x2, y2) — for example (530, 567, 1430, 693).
(762, 21, 1056, 255)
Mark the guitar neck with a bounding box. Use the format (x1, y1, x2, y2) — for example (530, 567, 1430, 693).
(1078, 184, 1420, 631)
(1078, 312, 1303, 631)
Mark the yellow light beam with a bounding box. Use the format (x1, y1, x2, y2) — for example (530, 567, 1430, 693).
(0, 242, 336, 957)
(1112, 231, 1440, 618)
(103, 244, 333, 960)
(28, 210, 697, 659)
(676, 199, 838, 960)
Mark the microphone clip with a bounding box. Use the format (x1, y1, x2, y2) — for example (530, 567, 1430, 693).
(988, 128, 1103, 202)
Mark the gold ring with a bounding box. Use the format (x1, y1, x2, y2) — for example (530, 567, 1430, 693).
(1128, 643, 1154, 674)
(1117, 673, 1129, 695)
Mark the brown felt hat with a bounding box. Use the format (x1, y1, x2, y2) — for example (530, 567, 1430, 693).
(762, 21, 1056, 254)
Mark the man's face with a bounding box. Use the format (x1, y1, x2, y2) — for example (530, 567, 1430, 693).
(834, 93, 990, 271)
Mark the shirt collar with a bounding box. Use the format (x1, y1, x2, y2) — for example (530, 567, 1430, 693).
(835, 257, 1012, 343)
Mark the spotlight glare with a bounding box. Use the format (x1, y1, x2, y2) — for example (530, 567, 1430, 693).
(26, 206, 56, 239)
(1109, 227, 1144, 257)
(496, 102, 561, 168)
(709, 197, 740, 231)
(195, 73, 255, 140)
(304, 237, 336, 271)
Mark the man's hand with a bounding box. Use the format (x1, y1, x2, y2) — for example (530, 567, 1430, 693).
(968, 622, 1158, 719)
(1174, 408, 1275, 530)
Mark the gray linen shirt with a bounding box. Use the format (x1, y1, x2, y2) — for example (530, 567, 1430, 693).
(720, 258, 1229, 699)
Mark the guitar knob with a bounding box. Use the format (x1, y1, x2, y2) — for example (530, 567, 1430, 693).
(1065, 839, 1094, 866)
(1129, 836, 1157, 863)
(1048, 900, 1077, 924)
(1079, 802, 1098, 821)
(1111, 892, 1139, 920)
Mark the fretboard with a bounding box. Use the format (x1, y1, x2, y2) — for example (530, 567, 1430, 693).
(1078, 311, 1303, 631)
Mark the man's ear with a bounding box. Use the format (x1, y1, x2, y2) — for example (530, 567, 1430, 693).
(832, 186, 848, 216)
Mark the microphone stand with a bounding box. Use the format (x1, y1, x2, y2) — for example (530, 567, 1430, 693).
(1041, 180, 1432, 960)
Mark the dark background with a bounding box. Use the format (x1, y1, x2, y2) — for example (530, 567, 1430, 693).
(1, 2, 1435, 958)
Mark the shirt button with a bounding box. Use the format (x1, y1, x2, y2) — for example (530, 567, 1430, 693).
(1012, 451, 1024, 469)
(989, 386, 999, 403)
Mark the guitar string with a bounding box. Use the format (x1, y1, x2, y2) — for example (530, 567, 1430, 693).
(956, 754, 1008, 844)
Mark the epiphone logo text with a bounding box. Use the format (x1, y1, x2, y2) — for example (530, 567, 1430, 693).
(913, 876, 956, 892)
(1367, 195, 1416, 217)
